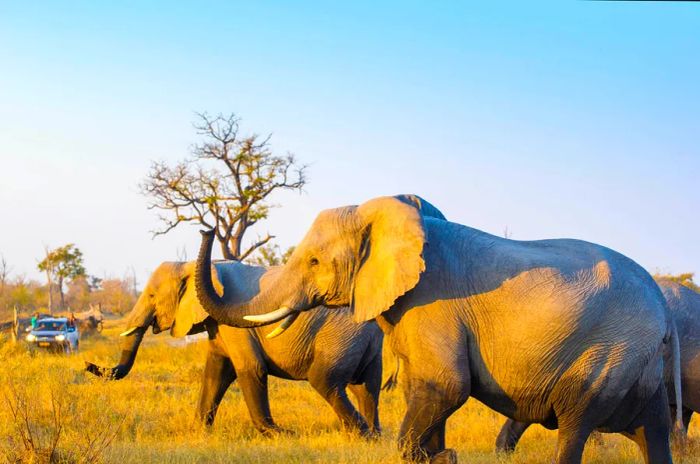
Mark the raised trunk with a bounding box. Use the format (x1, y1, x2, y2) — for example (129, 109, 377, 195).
(195, 230, 286, 328)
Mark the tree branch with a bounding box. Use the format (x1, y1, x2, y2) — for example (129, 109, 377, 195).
(140, 111, 307, 260)
(238, 234, 275, 262)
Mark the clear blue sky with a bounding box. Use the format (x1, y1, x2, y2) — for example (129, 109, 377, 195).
(1, 1, 698, 286)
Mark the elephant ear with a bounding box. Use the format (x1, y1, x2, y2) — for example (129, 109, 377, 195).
(351, 196, 427, 322)
(171, 262, 223, 337)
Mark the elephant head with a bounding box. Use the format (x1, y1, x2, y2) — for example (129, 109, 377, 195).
(195, 194, 445, 335)
(86, 261, 222, 379)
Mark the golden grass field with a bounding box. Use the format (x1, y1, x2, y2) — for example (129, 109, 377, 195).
(1, 320, 698, 464)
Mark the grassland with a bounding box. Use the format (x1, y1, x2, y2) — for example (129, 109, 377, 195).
(1, 320, 698, 463)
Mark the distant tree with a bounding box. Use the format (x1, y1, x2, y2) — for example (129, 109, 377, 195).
(92, 278, 137, 315)
(0, 254, 10, 309)
(247, 244, 295, 267)
(88, 275, 103, 291)
(654, 272, 700, 293)
(66, 273, 137, 315)
(125, 267, 139, 297)
(37, 244, 86, 313)
(66, 275, 92, 311)
(9, 280, 35, 312)
(7, 276, 47, 314)
(141, 112, 307, 261)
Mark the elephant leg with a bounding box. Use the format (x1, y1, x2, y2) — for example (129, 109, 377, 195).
(197, 350, 236, 426)
(309, 370, 370, 436)
(670, 405, 693, 438)
(554, 422, 593, 464)
(425, 421, 446, 453)
(348, 383, 379, 437)
(626, 383, 673, 464)
(496, 419, 531, 453)
(348, 355, 382, 435)
(398, 379, 468, 463)
(237, 367, 280, 436)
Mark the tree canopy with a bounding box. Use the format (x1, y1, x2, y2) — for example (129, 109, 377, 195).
(141, 112, 307, 261)
(246, 244, 295, 267)
(37, 244, 86, 312)
(654, 272, 700, 293)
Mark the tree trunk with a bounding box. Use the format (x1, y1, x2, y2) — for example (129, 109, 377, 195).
(220, 240, 236, 261)
(230, 213, 250, 259)
(46, 270, 53, 314)
(58, 276, 65, 312)
(11, 306, 18, 343)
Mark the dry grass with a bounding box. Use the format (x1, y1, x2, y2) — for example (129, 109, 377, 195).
(1, 323, 698, 463)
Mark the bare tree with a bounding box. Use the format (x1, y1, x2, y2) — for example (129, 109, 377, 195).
(503, 226, 512, 239)
(0, 253, 10, 300)
(0, 254, 10, 322)
(40, 246, 54, 313)
(141, 112, 307, 261)
(175, 245, 188, 262)
(126, 266, 139, 297)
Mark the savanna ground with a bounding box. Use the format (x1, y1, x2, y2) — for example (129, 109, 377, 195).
(1, 320, 698, 464)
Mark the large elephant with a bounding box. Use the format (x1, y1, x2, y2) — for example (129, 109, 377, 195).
(85, 260, 383, 436)
(193, 194, 682, 464)
(496, 277, 700, 452)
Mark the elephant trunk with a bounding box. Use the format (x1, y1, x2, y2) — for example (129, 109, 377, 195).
(85, 327, 146, 379)
(195, 230, 290, 328)
(85, 290, 154, 380)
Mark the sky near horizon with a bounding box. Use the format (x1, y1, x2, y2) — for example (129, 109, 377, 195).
(0, 1, 698, 287)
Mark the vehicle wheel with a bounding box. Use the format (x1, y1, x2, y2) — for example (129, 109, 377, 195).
(97, 321, 104, 333)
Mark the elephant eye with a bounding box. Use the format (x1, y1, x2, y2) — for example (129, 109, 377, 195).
(309, 257, 319, 266)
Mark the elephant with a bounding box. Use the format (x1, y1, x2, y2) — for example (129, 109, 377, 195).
(85, 260, 383, 437)
(496, 277, 700, 453)
(193, 194, 682, 464)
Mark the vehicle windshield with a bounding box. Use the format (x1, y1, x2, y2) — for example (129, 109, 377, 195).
(34, 321, 66, 332)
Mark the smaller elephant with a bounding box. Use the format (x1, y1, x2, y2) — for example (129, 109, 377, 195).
(86, 261, 383, 436)
(496, 277, 700, 453)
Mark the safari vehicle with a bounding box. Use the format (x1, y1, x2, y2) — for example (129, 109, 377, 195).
(26, 317, 80, 354)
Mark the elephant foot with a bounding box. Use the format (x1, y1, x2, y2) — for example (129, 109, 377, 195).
(671, 429, 688, 453)
(430, 449, 457, 464)
(259, 425, 294, 438)
(359, 428, 381, 440)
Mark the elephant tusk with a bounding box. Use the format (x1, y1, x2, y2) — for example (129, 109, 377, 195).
(119, 326, 139, 337)
(265, 312, 300, 339)
(243, 306, 295, 324)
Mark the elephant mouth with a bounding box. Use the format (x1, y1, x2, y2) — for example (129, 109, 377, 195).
(120, 317, 166, 337)
(150, 316, 170, 334)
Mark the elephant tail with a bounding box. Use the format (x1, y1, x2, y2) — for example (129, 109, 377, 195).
(669, 320, 684, 435)
(381, 354, 400, 391)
